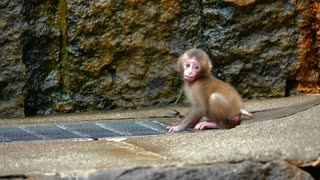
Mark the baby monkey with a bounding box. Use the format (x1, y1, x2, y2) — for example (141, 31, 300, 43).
(167, 48, 253, 132)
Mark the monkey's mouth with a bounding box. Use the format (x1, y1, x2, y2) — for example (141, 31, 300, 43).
(184, 75, 195, 81)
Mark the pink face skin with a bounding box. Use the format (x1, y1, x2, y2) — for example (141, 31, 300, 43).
(183, 58, 201, 82)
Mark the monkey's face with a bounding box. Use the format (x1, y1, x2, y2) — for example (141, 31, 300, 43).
(183, 58, 201, 82)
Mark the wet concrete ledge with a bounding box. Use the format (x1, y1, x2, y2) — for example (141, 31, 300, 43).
(0, 95, 320, 179)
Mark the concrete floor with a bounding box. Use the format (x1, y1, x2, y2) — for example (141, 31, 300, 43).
(0, 94, 319, 178)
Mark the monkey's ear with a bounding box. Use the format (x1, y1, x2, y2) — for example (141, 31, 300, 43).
(177, 58, 184, 74)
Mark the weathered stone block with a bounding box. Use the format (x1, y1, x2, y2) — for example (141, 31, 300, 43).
(0, 0, 26, 117)
(203, 0, 307, 98)
(1, 0, 312, 116)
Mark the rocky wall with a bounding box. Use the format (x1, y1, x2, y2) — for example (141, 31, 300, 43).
(0, 0, 26, 117)
(0, 0, 315, 116)
(203, 0, 307, 97)
(297, 0, 320, 93)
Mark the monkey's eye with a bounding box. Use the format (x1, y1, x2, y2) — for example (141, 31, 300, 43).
(194, 65, 200, 70)
(184, 64, 191, 68)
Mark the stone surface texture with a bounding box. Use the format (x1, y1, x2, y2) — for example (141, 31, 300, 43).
(0, 96, 319, 179)
(0, 0, 26, 117)
(0, 0, 316, 116)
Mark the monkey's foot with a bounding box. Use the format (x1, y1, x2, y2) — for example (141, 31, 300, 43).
(194, 121, 219, 130)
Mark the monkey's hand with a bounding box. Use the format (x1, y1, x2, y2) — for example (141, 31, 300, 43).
(166, 123, 184, 133)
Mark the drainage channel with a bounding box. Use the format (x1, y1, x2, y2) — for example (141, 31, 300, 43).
(0, 121, 168, 142)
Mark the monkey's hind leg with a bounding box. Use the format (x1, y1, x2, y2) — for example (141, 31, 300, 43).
(194, 93, 233, 130)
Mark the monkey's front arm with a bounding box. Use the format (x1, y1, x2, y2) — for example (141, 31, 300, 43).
(167, 108, 203, 132)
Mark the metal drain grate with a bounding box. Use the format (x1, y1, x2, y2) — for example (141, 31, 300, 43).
(0, 121, 168, 142)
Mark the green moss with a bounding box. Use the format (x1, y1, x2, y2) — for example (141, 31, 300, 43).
(58, 0, 70, 94)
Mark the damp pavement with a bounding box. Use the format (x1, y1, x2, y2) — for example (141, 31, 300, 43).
(0, 95, 320, 179)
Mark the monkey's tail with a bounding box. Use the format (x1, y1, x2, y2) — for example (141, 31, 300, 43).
(240, 109, 254, 118)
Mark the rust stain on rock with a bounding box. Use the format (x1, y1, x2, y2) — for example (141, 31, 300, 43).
(160, 0, 181, 22)
(224, 0, 256, 6)
(297, 0, 320, 93)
